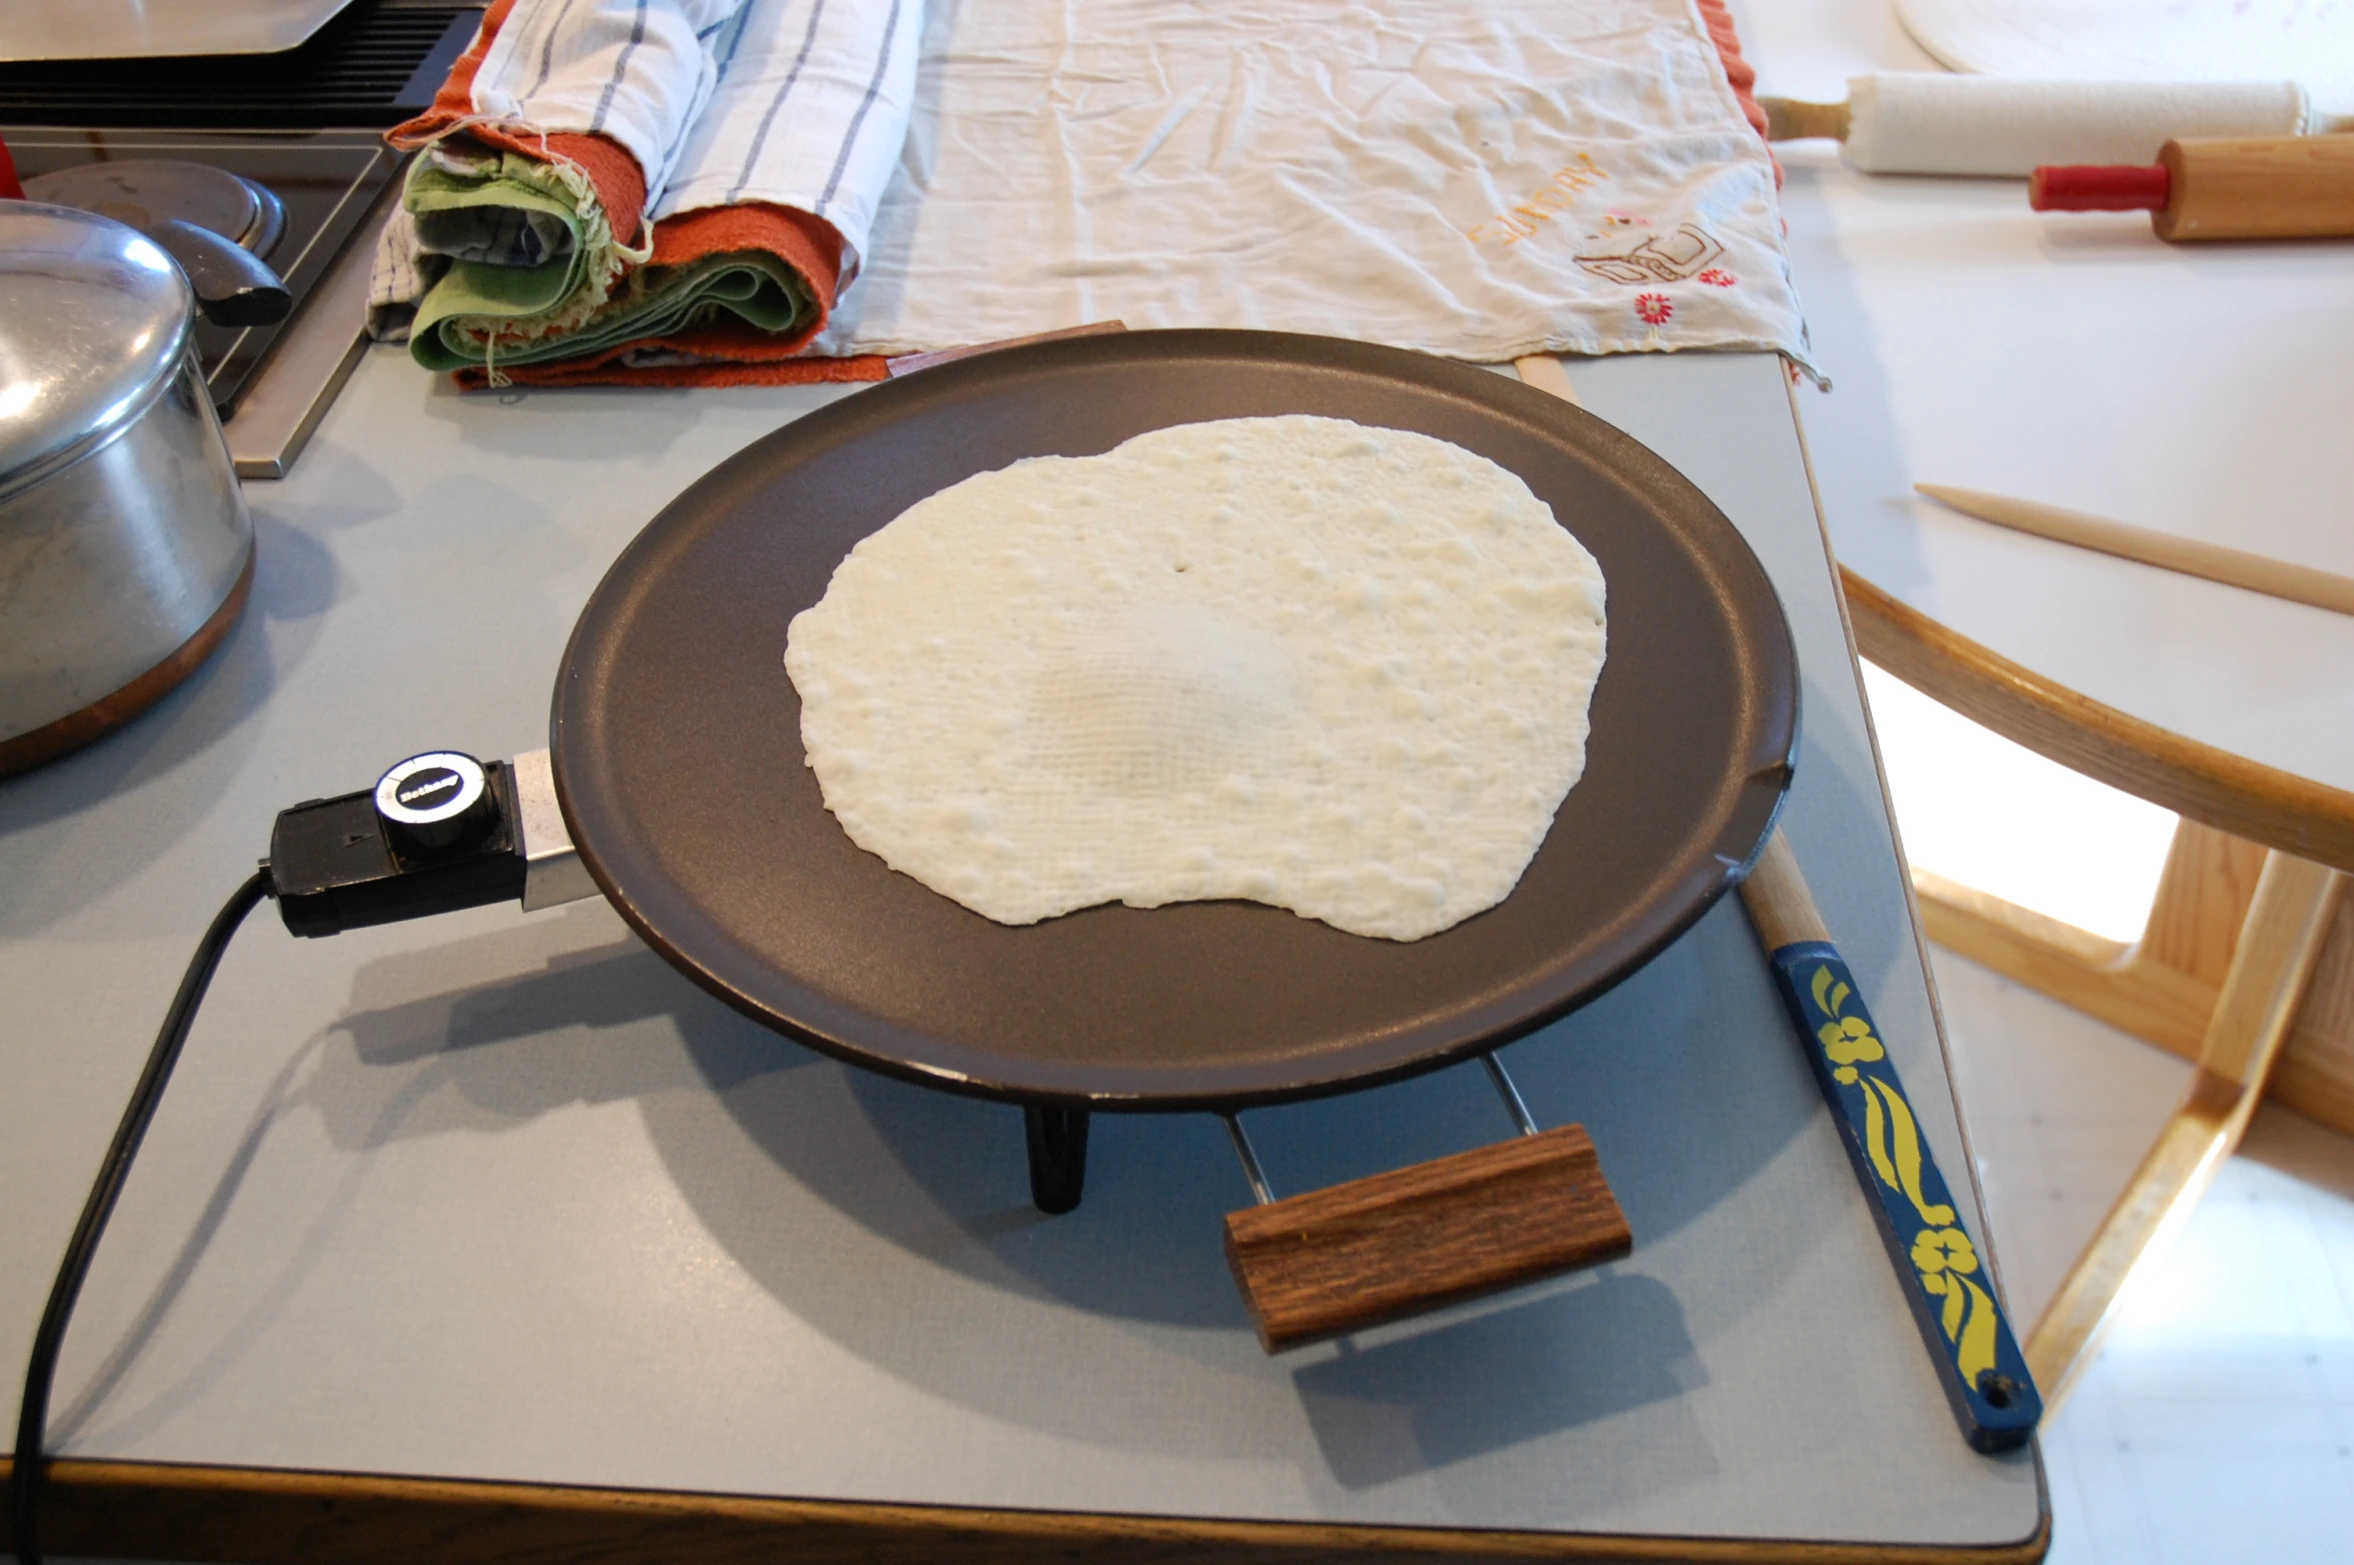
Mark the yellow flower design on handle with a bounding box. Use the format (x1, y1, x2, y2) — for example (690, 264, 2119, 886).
(1913, 1227, 1999, 1382)
(1785, 951, 2026, 1419)
(1810, 965, 1885, 1083)
(1817, 1015, 1883, 1083)
(1911, 1226, 1978, 1278)
(1861, 1076, 1958, 1228)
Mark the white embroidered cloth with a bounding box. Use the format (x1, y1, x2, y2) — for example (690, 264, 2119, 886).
(816, 0, 1811, 367)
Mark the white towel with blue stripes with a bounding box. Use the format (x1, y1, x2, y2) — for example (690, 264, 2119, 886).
(654, 0, 921, 273)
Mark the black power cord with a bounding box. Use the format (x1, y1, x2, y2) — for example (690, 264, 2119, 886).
(9, 870, 271, 1565)
(9, 749, 531, 1560)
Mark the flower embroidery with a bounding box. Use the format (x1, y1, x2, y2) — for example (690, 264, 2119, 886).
(1697, 267, 1736, 287)
(1634, 293, 1673, 326)
(1911, 1226, 1979, 1279)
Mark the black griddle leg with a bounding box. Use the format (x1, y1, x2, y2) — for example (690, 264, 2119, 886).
(1025, 1107, 1090, 1214)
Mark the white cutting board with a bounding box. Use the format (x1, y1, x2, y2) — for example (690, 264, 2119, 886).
(1896, 0, 2354, 119)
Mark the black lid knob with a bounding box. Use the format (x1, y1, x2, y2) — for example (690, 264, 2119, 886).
(374, 752, 496, 858)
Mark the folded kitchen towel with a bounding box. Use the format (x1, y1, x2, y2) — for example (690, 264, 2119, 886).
(463, 0, 921, 385)
(415, 182, 576, 268)
(370, 0, 921, 387)
(367, 0, 667, 343)
(648, 0, 921, 274)
(445, 201, 885, 387)
(391, 0, 710, 243)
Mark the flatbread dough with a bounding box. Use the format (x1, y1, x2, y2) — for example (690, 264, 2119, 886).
(784, 414, 1606, 940)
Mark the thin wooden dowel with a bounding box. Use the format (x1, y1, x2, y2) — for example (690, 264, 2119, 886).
(1511, 354, 1582, 406)
(1916, 483, 2354, 619)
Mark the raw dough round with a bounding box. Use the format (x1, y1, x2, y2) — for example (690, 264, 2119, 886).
(784, 415, 1607, 940)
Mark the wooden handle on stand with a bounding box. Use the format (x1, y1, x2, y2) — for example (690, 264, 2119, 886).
(1224, 1122, 1631, 1353)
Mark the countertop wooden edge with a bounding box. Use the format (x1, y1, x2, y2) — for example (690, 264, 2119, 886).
(0, 1456, 2052, 1565)
(1837, 566, 2354, 875)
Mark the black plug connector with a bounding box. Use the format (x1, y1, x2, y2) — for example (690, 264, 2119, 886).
(267, 753, 527, 937)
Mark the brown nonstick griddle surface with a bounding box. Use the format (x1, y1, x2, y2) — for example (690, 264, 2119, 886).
(552, 331, 1797, 1109)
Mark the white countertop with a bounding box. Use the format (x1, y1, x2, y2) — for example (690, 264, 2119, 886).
(1, 343, 2041, 1551)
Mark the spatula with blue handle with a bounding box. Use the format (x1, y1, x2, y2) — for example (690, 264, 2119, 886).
(1738, 830, 2042, 1453)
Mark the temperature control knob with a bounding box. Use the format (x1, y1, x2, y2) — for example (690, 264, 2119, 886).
(374, 752, 497, 858)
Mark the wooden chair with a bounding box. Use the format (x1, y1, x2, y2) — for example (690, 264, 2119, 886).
(1841, 568, 2354, 1410)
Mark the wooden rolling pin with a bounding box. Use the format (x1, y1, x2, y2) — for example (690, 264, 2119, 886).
(2032, 134, 2354, 240)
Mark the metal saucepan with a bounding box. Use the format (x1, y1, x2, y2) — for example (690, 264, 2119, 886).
(0, 199, 290, 777)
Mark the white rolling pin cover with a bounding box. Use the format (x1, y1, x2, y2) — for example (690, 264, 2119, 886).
(1843, 73, 2310, 176)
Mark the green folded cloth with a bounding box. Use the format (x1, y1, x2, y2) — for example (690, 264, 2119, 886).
(402, 146, 646, 370)
(409, 247, 819, 376)
(416, 199, 574, 268)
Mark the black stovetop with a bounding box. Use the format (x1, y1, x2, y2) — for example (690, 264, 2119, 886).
(4, 127, 403, 418)
(0, 3, 481, 424)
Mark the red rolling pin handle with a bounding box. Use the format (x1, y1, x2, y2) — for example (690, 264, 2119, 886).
(2030, 162, 2169, 213)
(2031, 136, 2354, 240)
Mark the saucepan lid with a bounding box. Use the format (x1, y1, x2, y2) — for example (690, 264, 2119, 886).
(551, 330, 1800, 1110)
(0, 201, 193, 501)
